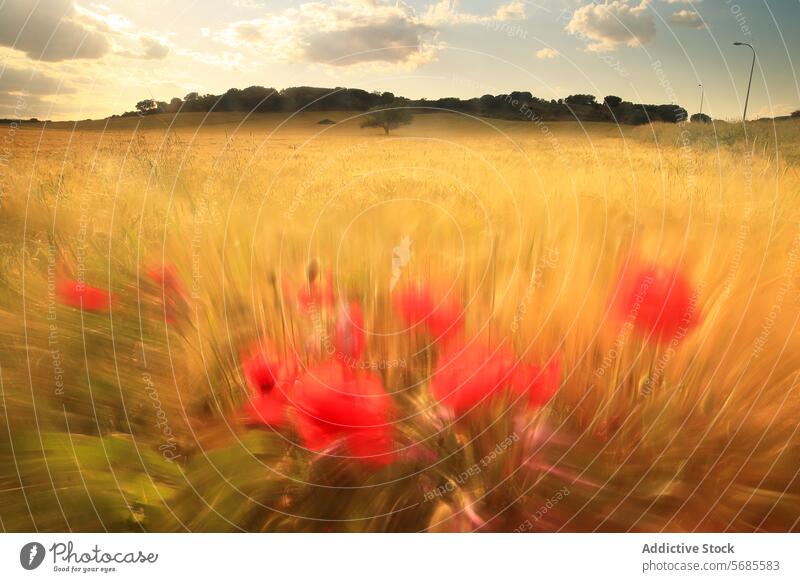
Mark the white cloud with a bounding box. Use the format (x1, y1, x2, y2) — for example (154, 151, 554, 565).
(662, 0, 701, 4)
(216, 0, 528, 69)
(0, 64, 72, 95)
(567, 1, 655, 52)
(422, 1, 466, 25)
(423, 0, 527, 26)
(495, 1, 527, 21)
(74, 5, 134, 33)
(138, 36, 170, 60)
(0, 64, 77, 117)
(668, 9, 705, 29)
(117, 35, 170, 60)
(536, 47, 559, 59)
(0, 0, 110, 61)
(0, 93, 50, 117)
(218, 0, 441, 68)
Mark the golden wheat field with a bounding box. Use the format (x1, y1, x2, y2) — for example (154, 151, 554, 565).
(1, 111, 799, 532)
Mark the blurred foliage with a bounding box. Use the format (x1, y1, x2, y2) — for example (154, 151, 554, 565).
(0, 113, 799, 531)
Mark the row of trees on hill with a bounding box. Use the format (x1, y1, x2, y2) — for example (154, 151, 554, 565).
(123, 85, 688, 125)
(130, 87, 396, 117)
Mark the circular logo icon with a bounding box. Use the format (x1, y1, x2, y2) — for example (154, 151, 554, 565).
(19, 542, 46, 570)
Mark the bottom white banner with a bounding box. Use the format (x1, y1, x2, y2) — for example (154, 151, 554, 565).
(0, 534, 797, 581)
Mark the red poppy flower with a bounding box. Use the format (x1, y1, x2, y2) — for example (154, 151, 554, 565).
(346, 426, 395, 467)
(147, 263, 186, 295)
(293, 360, 395, 466)
(394, 284, 464, 343)
(611, 261, 700, 342)
(430, 342, 518, 415)
(57, 278, 114, 311)
(241, 343, 299, 427)
(335, 300, 365, 361)
(511, 353, 562, 410)
(147, 263, 187, 323)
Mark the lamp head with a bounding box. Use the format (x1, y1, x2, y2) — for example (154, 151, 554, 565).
(733, 42, 744, 46)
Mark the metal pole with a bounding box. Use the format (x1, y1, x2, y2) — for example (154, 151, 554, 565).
(733, 42, 756, 123)
(698, 83, 704, 116)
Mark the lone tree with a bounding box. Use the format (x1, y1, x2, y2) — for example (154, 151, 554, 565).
(690, 113, 712, 124)
(361, 99, 413, 134)
(135, 99, 157, 115)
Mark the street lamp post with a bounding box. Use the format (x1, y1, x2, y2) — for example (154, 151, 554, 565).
(733, 42, 756, 123)
(698, 83, 704, 116)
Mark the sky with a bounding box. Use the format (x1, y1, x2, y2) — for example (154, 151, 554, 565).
(0, 0, 798, 121)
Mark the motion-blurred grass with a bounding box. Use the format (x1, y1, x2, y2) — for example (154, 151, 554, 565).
(1, 112, 799, 532)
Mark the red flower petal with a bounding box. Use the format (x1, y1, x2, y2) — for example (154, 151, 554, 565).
(394, 284, 464, 343)
(293, 360, 395, 465)
(612, 261, 700, 342)
(347, 426, 395, 467)
(431, 342, 517, 414)
(147, 263, 188, 324)
(511, 353, 562, 409)
(240, 343, 298, 428)
(245, 393, 289, 427)
(57, 278, 114, 311)
(147, 263, 186, 296)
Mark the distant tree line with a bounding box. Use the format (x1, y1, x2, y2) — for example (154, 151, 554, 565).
(121, 85, 690, 125)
